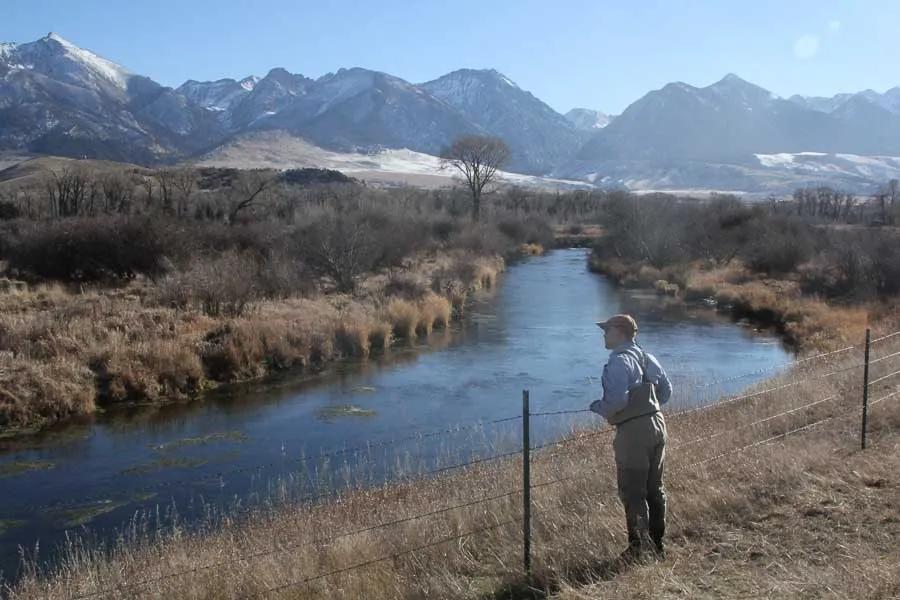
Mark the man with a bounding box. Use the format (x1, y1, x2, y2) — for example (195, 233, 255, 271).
(589, 314, 672, 561)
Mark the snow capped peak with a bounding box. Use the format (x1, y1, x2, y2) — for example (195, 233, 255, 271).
(718, 72, 745, 85)
(10, 32, 134, 91)
(44, 32, 75, 46)
(707, 73, 779, 102)
(240, 75, 259, 91)
(431, 68, 520, 89)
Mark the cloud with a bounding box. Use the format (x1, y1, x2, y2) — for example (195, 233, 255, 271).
(793, 35, 819, 59)
(827, 19, 842, 33)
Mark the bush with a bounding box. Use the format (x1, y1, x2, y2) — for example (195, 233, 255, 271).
(155, 251, 262, 316)
(6, 217, 175, 282)
(742, 219, 816, 275)
(294, 212, 429, 293)
(496, 217, 554, 248)
(0, 200, 20, 221)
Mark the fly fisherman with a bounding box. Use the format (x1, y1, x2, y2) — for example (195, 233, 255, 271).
(590, 314, 672, 562)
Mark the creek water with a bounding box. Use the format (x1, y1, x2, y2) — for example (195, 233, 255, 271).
(0, 249, 792, 582)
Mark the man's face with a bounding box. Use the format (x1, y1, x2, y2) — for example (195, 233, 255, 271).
(604, 326, 626, 349)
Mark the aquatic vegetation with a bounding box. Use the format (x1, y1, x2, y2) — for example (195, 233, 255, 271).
(0, 519, 26, 535)
(0, 459, 55, 478)
(121, 456, 208, 476)
(315, 405, 377, 420)
(49, 500, 127, 528)
(149, 431, 248, 452)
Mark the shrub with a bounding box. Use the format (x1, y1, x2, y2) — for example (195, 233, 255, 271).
(155, 251, 262, 316)
(742, 220, 816, 275)
(6, 217, 175, 282)
(0, 200, 20, 221)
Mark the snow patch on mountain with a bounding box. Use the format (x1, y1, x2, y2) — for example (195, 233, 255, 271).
(565, 108, 611, 130)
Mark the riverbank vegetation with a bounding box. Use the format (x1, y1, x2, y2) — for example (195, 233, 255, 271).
(0, 161, 589, 433)
(5, 320, 898, 599)
(590, 190, 900, 350)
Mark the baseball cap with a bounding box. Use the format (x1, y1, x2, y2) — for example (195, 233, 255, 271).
(595, 314, 638, 334)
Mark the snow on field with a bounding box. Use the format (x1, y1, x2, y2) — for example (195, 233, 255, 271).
(755, 152, 900, 179)
(196, 131, 591, 190)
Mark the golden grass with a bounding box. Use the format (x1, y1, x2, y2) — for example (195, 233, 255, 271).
(6, 333, 899, 599)
(593, 257, 874, 352)
(0, 251, 506, 431)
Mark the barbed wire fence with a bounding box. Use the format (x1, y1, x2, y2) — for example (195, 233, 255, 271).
(55, 326, 900, 599)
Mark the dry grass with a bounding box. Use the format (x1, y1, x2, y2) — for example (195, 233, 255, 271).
(594, 258, 873, 352)
(0, 252, 505, 431)
(6, 333, 899, 599)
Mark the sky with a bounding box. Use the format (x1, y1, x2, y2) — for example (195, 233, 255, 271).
(3, 0, 900, 115)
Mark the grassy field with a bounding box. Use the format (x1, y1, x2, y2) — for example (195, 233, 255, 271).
(5, 324, 898, 599)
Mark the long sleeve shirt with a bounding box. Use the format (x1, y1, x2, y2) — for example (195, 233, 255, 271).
(590, 342, 673, 420)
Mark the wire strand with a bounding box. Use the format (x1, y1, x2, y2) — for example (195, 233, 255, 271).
(866, 367, 900, 388)
(251, 517, 521, 597)
(870, 329, 900, 345)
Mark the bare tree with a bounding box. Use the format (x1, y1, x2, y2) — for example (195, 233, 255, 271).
(886, 179, 899, 225)
(99, 172, 133, 214)
(140, 175, 155, 211)
(155, 169, 177, 215)
(171, 168, 197, 218)
(44, 167, 94, 217)
(229, 170, 277, 223)
(440, 135, 510, 221)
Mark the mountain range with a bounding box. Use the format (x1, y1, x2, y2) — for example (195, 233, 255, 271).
(2, 33, 900, 193)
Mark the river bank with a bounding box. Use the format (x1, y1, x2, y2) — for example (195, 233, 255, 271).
(6, 311, 898, 599)
(0, 249, 507, 436)
(587, 255, 878, 352)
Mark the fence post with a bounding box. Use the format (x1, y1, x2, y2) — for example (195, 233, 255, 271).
(861, 328, 871, 450)
(522, 389, 532, 578)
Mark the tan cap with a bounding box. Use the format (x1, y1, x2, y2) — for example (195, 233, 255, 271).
(596, 314, 638, 334)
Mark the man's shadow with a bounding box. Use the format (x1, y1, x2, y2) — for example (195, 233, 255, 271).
(484, 556, 633, 600)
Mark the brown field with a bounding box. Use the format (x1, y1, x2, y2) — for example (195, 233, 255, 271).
(5, 326, 899, 599)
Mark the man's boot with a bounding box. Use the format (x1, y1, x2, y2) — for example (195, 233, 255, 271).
(650, 530, 665, 560)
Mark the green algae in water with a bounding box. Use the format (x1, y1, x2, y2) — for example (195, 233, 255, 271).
(121, 456, 208, 476)
(316, 405, 377, 420)
(50, 500, 127, 528)
(0, 519, 26, 536)
(0, 460, 55, 478)
(149, 430, 248, 452)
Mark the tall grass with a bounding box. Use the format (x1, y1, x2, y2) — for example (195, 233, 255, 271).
(0, 252, 505, 431)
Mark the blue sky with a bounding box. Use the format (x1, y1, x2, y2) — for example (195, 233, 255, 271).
(3, 0, 899, 114)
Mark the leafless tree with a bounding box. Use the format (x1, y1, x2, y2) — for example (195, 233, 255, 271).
(140, 175, 155, 211)
(171, 168, 197, 217)
(440, 135, 510, 221)
(155, 169, 178, 214)
(886, 179, 899, 224)
(229, 171, 277, 223)
(99, 172, 133, 214)
(296, 216, 376, 293)
(44, 167, 95, 217)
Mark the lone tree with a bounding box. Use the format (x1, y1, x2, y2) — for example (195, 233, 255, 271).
(440, 135, 510, 221)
